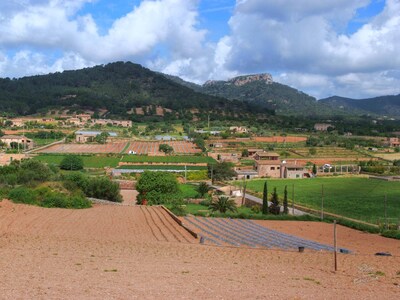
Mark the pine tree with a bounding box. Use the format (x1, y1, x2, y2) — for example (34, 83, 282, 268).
(283, 185, 288, 214)
(269, 187, 280, 215)
(262, 181, 268, 214)
(312, 164, 317, 175)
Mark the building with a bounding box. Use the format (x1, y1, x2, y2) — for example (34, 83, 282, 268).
(0, 135, 34, 149)
(387, 137, 400, 147)
(255, 160, 282, 178)
(247, 148, 263, 157)
(235, 169, 258, 180)
(229, 126, 248, 134)
(254, 151, 280, 161)
(76, 114, 92, 122)
(75, 130, 117, 143)
(314, 123, 334, 131)
(281, 162, 306, 179)
(90, 119, 132, 128)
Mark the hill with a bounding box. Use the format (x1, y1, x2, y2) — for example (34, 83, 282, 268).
(165, 73, 346, 117)
(319, 95, 400, 118)
(0, 62, 272, 121)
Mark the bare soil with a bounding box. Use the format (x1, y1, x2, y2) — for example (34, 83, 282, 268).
(0, 200, 399, 299)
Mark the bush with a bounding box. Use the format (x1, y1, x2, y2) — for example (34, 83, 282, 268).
(60, 155, 84, 170)
(8, 187, 37, 205)
(251, 205, 261, 214)
(381, 230, 400, 240)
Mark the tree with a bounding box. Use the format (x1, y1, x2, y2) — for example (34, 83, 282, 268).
(209, 196, 237, 213)
(283, 185, 288, 214)
(136, 171, 180, 205)
(312, 164, 317, 175)
(262, 181, 268, 214)
(95, 132, 109, 144)
(269, 187, 280, 215)
(0, 129, 4, 137)
(159, 143, 174, 155)
(208, 162, 235, 182)
(59, 155, 84, 170)
(309, 148, 317, 156)
(241, 149, 249, 157)
(197, 182, 210, 197)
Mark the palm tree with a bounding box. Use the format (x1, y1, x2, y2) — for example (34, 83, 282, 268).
(197, 182, 210, 197)
(209, 196, 237, 213)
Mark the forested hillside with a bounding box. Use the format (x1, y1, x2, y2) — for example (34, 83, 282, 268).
(0, 62, 272, 121)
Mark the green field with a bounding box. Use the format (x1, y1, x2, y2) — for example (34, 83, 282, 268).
(235, 177, 400, 224)
(121, 155, 215, 164)
(117, 165, 207, 171)
(34, 154, 215, 168)
(34, 155, 121, 168)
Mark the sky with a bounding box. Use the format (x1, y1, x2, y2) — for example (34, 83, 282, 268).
(0, 0, 399, 99)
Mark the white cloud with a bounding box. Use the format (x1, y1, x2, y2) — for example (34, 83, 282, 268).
(0, 0, 399, 99)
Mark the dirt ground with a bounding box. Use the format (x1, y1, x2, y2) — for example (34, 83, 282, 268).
(0, 200, 399, 299)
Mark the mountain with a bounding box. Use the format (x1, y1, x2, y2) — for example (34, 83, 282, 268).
(165, 73, 340, 116)
(319, 95, 400, 118)
(0, 62, 272, 121)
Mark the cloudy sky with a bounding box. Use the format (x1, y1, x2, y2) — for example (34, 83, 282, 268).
(0, 0, 399, 99)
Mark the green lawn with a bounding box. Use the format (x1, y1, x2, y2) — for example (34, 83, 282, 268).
(34, 155, 121, 168)
(117, 165, 207, 171)
(235, 177, 400, 224)
(179, 184, 199, 199)
(121, 155, 215, 164)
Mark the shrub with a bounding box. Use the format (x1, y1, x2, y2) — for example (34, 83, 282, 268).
(59, 155, 84, 170)
(209, 196, 237, 213)
(8, 187, 37, 205)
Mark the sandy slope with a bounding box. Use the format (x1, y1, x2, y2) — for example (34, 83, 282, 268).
(0, 200, 399, 299)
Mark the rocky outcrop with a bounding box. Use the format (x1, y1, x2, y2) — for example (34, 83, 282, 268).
(203, 74, 273, 87)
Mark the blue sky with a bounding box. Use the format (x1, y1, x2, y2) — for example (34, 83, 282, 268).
(0, 0, 399, 99)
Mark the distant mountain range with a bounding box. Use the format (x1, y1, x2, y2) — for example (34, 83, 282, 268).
(319, 95, 400, 118)
(0, 61, 399, 120)
(166, 73, 400, 119)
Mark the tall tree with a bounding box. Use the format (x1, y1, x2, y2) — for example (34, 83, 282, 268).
(262, 181, 268, 214)
(269, 187, 280, 215)
(312, 164, 317, 175)
(283, 185, 288, 214)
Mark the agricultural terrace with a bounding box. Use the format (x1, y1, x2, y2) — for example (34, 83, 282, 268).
(286, 147, 370, 159)
(235, 177, 400, 224)
(34, 154, 215, 169)
(35, 140, 201, 155)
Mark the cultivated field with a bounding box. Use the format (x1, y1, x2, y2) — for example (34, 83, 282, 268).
(36, 142, 128, 154)
(237, 177, 400, 224)
(0, 200, 398, 299)
(36, 140, 201, 155)
(125, 140, 201, 155)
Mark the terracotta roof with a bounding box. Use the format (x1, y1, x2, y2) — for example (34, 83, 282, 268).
(256, 160, 282, 165)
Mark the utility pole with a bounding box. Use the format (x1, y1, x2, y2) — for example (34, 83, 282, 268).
(207, 114, 210, 130)
(333, 220, 337, 272)
(241, 176, 247, 207)
(321, 184, 324, 220)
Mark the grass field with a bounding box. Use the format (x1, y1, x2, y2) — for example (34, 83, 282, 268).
(34, 154, 215, 168)
(34, 155, 121, 168)
(235, 177, 400, 224)
(179, 184, 199, 199)
(117, 165, 207, 171)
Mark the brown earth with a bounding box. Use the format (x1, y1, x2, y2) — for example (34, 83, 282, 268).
(0, 200, 399, 299)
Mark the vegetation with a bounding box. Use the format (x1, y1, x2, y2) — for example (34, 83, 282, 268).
(95, 132, 109, 144)
(59, 155, 84, 170)
(208, 162, 235, 182)
(269, 187, 280, 215)
(159, 143, 174, 154)
(62, 172, 122, 202)
(197, 182, 210, 197)
(136, 171, 181, 205)
(0, 62, 270, 121)
(236, 177, 400, 224)
(8, 186, 91, 209)
(209, 196, 237, 213)
(262, 181, 268, 214)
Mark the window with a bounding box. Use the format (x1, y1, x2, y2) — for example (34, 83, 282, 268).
(271, 167, 275, 170)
